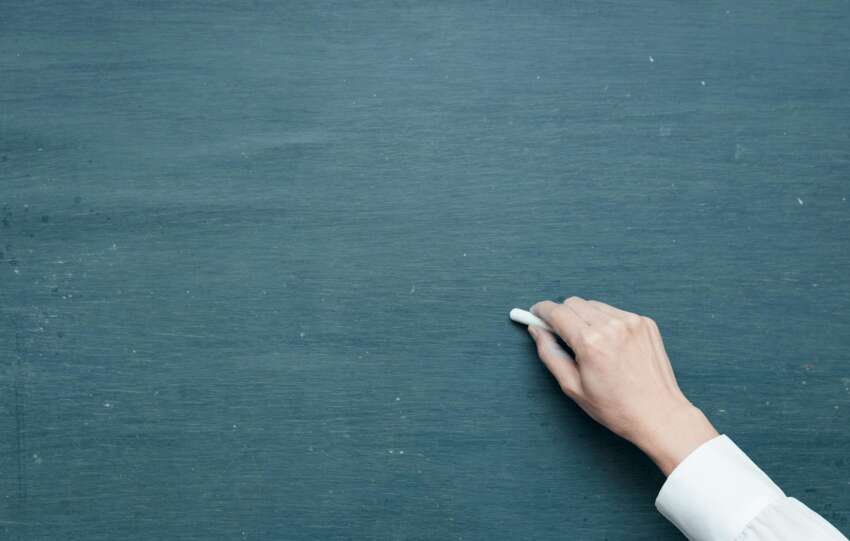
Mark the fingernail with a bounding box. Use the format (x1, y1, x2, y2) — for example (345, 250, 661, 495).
(527, 326, 538, 338)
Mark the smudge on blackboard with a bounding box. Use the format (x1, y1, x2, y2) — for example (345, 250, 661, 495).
(734, 144, 745, 161)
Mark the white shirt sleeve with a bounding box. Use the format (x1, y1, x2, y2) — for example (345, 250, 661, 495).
(655, 435, 847, 541)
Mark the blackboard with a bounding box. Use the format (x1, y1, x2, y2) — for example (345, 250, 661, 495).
(2, 2, 849, 539)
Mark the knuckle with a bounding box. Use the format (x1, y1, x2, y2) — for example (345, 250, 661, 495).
(531, 300, 549, 313)
(624, 314, 642, 329)
(564, 296, 582, 305)
(559, 382, 578, 397)
(607, 318, 626, 333)
(641, 316, 659, 331)
(549, 304, 571, 325)
(582, 329, 605, 347)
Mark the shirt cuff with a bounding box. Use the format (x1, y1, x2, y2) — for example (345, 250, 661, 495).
(655, 434, 785, 541)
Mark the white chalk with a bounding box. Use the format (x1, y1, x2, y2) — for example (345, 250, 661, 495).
(509, 308, 555, 333)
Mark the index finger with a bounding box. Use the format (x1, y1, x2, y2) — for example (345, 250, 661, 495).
(530, 300, 587, 352)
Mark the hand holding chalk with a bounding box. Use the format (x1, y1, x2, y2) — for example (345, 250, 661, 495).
(518, 297, 719, 477)
(509, 308, 555, 333)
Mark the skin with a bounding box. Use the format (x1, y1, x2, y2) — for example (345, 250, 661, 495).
(527, 297, 719, 476)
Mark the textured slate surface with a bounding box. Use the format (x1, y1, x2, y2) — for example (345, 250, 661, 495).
(1, 1, 849, 539)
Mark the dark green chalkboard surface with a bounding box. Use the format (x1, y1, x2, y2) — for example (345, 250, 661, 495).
(2, 2, 849, 539)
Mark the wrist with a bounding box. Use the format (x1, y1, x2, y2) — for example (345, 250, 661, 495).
(633, 404, 719, 476)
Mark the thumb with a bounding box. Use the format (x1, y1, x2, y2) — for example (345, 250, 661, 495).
(528, 325, 582, 398)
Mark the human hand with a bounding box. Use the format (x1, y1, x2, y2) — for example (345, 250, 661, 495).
(527, 297, 718, 476)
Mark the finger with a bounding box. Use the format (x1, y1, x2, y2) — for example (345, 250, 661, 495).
(563, 296, 609, 326)
(530, 300, 586, 351)
(528, 326, 582, 397)
(586, 300, 636, 321)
